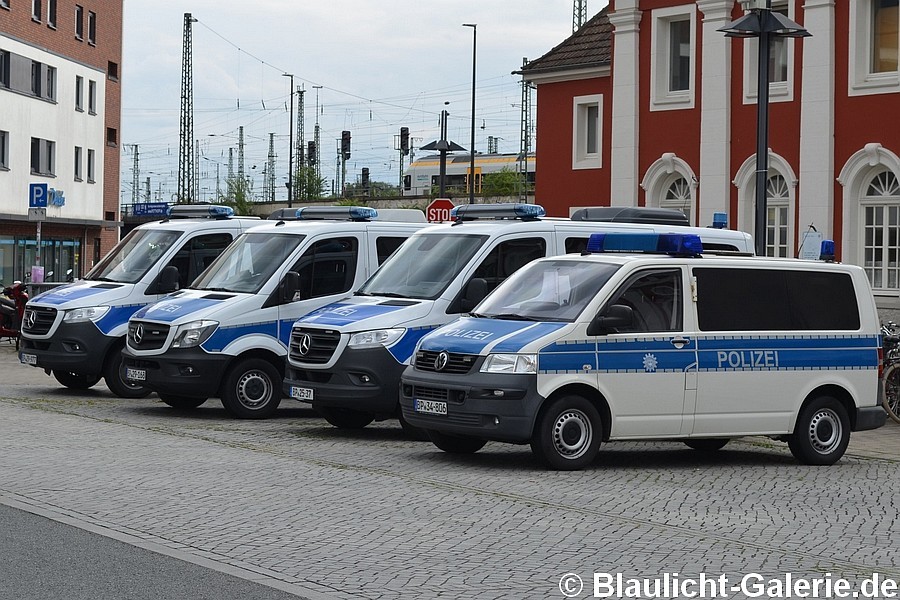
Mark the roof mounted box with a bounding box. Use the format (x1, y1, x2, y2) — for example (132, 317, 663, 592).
(570, 206, 690, 227)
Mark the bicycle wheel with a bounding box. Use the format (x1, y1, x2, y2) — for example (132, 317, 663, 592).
(882, 364, 900, 424)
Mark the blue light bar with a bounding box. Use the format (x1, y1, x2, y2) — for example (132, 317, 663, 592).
(167, 205, 235, 219)
(586, 232, 704, 256)
(295, 206, 378, 221)
(711, 212, 728, 229)
(450, 203, 546, 221)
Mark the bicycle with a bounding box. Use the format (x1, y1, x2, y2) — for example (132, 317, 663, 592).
(881, 321, 900, 423)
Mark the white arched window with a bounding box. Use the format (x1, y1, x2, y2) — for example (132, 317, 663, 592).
(641, 153, 697, 224)
(766, 174, 790, 257)
(662, 175, 692, 222)
(860, 170, 900, 291)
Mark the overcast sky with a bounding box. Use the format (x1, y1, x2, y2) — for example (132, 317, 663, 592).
(121, 0, 607, 203)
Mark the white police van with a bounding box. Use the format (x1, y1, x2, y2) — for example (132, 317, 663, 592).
(19, 205, 261, 398)
(283, 204, 755, 436)
(121, 206, 429, 418)
(399, 232, 886, 469)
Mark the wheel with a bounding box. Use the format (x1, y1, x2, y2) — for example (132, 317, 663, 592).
(684, 438, 729, 451)
(316, 406, 375, 429)
(788, 396, 850, 465)
(530, 395, 602, 471)
(159, 394, 207, 410)
(53, 370, 101, 390)
(220, 358, 282, 419)
(883, 365, 900, 424)
(103, 345, 152, 399)
(426, 429, 486, 454)
(399, 409, 430, 441)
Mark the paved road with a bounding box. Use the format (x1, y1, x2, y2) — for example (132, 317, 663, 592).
(1, 342, 898, 599)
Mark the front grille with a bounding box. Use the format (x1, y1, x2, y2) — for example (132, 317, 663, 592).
(22, 306, 57, 335)
(411, 385, 449, 402)
(289, 327, 340, 364)
(414, 350, 477, 374)
(128, 321, 170, 350)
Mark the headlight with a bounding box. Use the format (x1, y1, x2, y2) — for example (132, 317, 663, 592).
(480, 353, 537, 374)
(63, 306, 110, 323)
(347, 328, 405, 348)
(171, 320, 218, 348)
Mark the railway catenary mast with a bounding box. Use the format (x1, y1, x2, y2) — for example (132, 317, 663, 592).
(177, 13, 197, 203)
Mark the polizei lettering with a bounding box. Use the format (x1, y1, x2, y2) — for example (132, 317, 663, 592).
(440, 328, 494, 341)
(716, 350, 779, 369)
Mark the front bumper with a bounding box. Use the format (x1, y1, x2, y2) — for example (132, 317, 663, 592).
(122, 345, 226, 398)
(399, 366, 541, 443)
(283, 346, 405, 416)
(20, 322, 115, 375)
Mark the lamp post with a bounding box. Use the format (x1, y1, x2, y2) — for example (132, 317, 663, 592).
(719, 1, 809, 256)
(283, 73, 295, 208)
(463, 23, 477, 204)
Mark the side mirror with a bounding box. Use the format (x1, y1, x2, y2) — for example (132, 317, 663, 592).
(158, 265, 180, 293)
(587, 304, 633, 336)
(461, 278, 488, 312)
(281, 271, 299, 303)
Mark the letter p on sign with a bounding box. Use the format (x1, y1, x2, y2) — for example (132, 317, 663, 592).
(29, 183, 49, 208)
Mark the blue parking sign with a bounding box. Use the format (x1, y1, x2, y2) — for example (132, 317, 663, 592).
(29, 183, 48, 208)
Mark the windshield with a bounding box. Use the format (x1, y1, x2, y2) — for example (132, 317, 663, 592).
(191, 232, 304, 294)
(475, 259, 621, 322)
(357, 233, 488, 300)
(85, 229, 183, 284)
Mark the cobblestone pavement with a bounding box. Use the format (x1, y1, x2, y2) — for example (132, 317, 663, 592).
(1, 342, 898, 599)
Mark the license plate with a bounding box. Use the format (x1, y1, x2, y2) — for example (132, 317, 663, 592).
(126, 367, 146, 382)
(20, 353, 37, 366)
(414, 399, 447, 416)
(290, 386, 314, 401)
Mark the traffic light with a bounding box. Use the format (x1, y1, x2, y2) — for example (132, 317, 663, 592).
(361, 167, 370, 189)
(400, 127, 409, 156)
(307, 141, 316, 166)
(341, 130, 351, 160)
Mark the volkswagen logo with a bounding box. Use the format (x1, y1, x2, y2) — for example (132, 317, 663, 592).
(133, 323, 144, 345)
(434, 351, 450, 372)
(23, 309, 36, 330)
(297, 333, 312, 356)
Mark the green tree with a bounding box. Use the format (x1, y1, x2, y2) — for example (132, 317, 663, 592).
(481, 167, 528, 200)
(294, 165, 327, 201)
(221, 176, 253, 215)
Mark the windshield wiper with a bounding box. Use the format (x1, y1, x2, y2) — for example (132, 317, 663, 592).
(200, 287, 236, 293)
(364, 292, 409, 299)
(484, 313, 537, 321)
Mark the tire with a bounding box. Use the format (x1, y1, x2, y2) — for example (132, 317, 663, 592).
(220, 358, 282, 419)
(684, 438, 729, 451)
(103, 345, 153, 399)
(316, 406, 375, 429)
(426, 429, 486, 454)
(53, 370, 101, 390)
(399, 410, 430, 441)
(159, 394, 207, 410)
(788, 396, 851, 465)
(530, 395, 602, 471)
(883, 365, 900, 424)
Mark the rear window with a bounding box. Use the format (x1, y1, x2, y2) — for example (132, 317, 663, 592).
(694, 268, 860, 331)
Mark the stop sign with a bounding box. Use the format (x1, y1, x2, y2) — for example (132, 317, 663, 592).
(426, 198, 455, 223)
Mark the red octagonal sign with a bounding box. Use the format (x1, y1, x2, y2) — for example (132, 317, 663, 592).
(426, 198, 455, 223)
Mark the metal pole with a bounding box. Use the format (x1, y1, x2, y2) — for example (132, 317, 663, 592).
(284, 73, 294, 208)
(464, 23, 477, 204)
(754, 9, 771, 257)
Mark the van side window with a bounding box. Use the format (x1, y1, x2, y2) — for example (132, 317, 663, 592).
(565, 237, 589, 254)
(291, 237, 359, 300)
(471, 238, 547, 293)
(694, 268, 860, 331)
(606, 269, 682, 333)
(375, 237, 406, 265)
(164, 233, 233, 288)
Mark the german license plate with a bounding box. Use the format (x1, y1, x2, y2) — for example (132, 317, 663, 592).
(414, 399, 447, 416)
(126, 367, 146, 382)
(290, 386, 314, 401)
(20, 353, 37, 366)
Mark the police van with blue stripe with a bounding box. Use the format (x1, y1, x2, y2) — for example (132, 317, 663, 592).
(19, 205, 263, 398)
(120, 207, 429, 418)
(283, 204, 755, 436)
(399, 232, 886, 469)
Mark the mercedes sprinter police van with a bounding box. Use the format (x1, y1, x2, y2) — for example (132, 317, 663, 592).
(121, 206, 429, 418)
(283, 203, 755, 435)
(19, 205, 261, 398)
(400, 232, 886, 470)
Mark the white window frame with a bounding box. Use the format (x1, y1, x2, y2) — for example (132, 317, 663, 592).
(650, 5, 696, 111)
(849, 0, 900, 96)
(572, 94, 602, 170)
(31, 0, 41, 21)
(74, 145, 83, 181)
(75, 75, 83, 111)
(0, 130, 9, 170)
(743, 1, 795, 104)
(88, 79, 96, 114)
(87, 148, 95, 183)
(860, 170, 900, 291)
(765, 175, 791, 257)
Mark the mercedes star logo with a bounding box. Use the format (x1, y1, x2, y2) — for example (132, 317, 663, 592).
(434, 351, 450, 372)
(23, 309, 36, 330)
(133, 323, 144, 345)
(297, 333, 312, 356)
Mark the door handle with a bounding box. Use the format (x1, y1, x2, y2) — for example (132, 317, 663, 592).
(671, 337, 690, 349)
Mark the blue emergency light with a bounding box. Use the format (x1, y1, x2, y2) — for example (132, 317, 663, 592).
(450, 203, 546, 221)
(295, 206, 378, 221)
(586, 232, 704, 256)
(167, 204, 235, 219)
(819, 239, 835, 262)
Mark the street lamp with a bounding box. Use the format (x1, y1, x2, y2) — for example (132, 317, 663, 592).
(283, 73, 295, 208)
(719, 1, 809, 256)
(463, 23, 477, 204)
